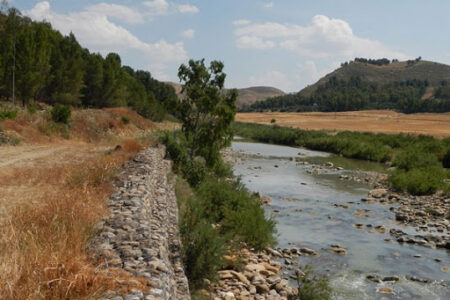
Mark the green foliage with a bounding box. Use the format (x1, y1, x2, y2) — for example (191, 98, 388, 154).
(51, 103, 71, 124)
(175, 177, 226, 288)
(294, 265, 332, 300)
(177, 59, 237, 167)
(120, 116, 130, 125)
(0, 9, 178, 120)
(390, 147, 446, 194)
(26, 102, 37, 114)
(0, 108, 16, 119)
(443, 148, 450, 168)
(161, 131, 206, 186)
(393, 147, 441, 171)
(390, 167, 444, 195)
(175, 175, 275, 288)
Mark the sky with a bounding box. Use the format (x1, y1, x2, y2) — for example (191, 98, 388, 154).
(6, 0, 450, 92)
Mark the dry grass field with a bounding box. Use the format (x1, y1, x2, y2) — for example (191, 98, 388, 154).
(236, 110, 450, 137)
(0, 107, 176, 299)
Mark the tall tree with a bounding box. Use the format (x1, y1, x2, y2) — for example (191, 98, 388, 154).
(177, 59, 237, 166)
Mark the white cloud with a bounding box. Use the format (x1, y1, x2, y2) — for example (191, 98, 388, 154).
(234, 15, 409, 60)
(181, 29, 195, 39)
(143, 0, 169, 15)
(86, 3, 144, 24)
(236, 36, 275, 49)
(25, 1, 187, 78)
(144, 0, 199, 16)
(263, 2, 274, 8)
(177, 4, 199, 14)
(233, 19, 251, 26)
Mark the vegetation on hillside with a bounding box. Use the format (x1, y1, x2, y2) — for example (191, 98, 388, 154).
(162, 60, 275, 289)
(0, 7, 178, 121)
(233, 122, 450, 195)
(243, 58, 450, 114)
(243, 77, 450, 113)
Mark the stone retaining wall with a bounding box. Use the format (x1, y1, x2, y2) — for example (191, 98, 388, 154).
(90, 146, 190, 300)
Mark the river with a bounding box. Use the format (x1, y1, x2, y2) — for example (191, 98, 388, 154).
(231, 141, 450, 299)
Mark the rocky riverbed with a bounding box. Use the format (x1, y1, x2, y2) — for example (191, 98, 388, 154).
(228, 141, 450, 299)
(205, 247, 299, 300)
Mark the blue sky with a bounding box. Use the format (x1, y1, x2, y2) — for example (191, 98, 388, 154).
(8, 0, 450, 92)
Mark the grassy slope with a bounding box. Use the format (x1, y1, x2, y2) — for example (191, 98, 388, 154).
(299, 60, 450, 97)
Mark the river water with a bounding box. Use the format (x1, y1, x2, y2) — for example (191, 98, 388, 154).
(231, 141, 450, 299)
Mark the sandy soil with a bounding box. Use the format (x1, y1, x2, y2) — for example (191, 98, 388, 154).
(236, 110, 450, 137)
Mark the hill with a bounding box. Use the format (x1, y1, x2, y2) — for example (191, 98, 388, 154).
(166, 82, 285, 108)
(235, 86, 285, 107)
(300, 59, 450, 97)
(244, 59, 450, 114)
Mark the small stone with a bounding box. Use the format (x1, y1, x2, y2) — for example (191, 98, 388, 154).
(256, 284, 270, 294)
(377, 287, 395, 295)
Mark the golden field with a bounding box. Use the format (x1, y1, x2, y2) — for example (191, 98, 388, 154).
(236, 110, 450, 137)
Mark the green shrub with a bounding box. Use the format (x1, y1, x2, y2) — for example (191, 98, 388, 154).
(213, 159, 233, 177)
(196, 178, 275, 249)
(0, 109, 17, 120)
(295, 265, 332, 300)
(390, 167, 444, 195)
(176, 179, 226, 288)
(51, 104, 71, 124)
(181, 219, 226, 287)
(393, 147, 441, 171)
(26, 103, 37, 114)
(121, 116, 130, 124)
(182, 158, 207, 187)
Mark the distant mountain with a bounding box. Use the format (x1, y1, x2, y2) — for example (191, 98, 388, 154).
(234, 86, 285, 107)
(166, 82, 285, 108)
(243, 59, 450, 114)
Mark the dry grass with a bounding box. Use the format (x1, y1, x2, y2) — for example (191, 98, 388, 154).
(0, 140, 148, 300)
(0, 106, 178, 299)
(236, 110, 450, 137)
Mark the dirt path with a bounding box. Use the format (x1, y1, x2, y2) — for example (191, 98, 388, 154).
(0, 143, 107, 169)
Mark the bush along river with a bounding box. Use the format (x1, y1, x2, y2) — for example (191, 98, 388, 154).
(229, 140, 450, 299)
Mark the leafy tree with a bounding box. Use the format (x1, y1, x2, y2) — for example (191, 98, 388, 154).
(81, 52, 104, 107)
(177, 59, 237, 166)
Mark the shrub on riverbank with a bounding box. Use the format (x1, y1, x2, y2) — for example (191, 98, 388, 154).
(293, 265, 332, 300)
(233, 122, 449, 195)
(166, 131, 276, 288)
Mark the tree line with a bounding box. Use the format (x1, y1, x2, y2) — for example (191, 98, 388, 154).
(0, 7, 178, 121)
(242, 76, 450, 114)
